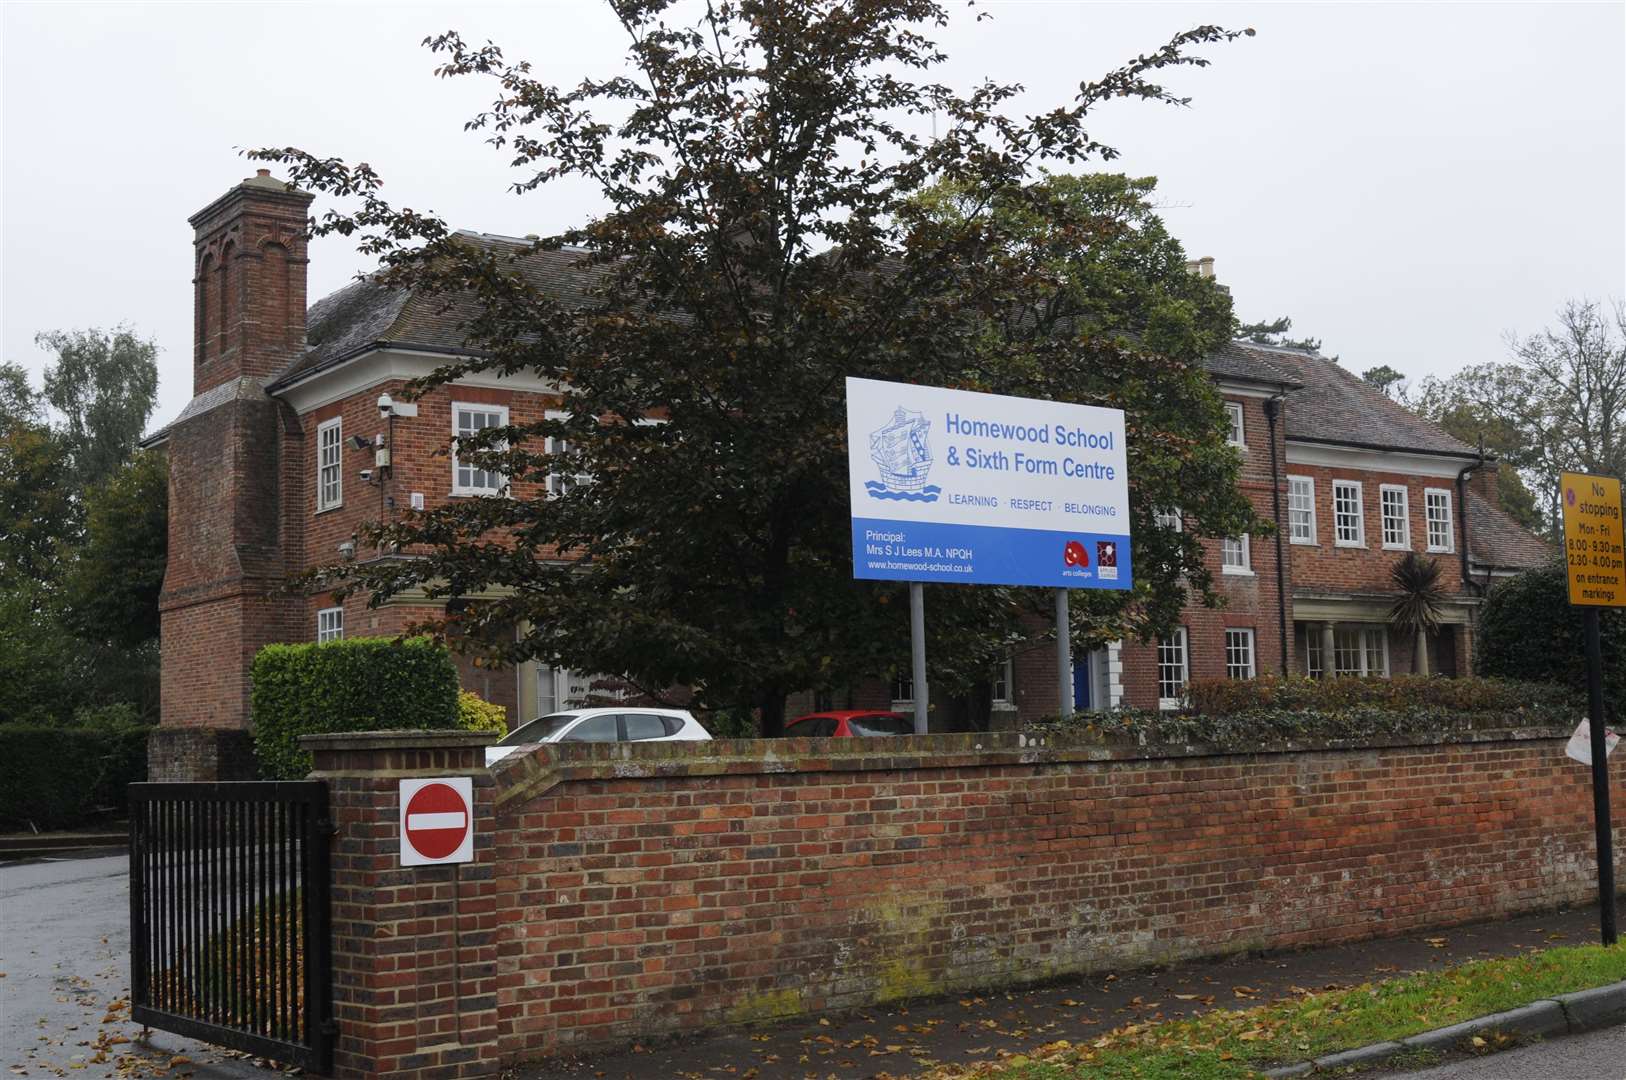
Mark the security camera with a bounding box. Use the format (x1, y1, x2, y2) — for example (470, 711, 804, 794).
(359, 468, 374, 483)
(377, 393, 394, 419)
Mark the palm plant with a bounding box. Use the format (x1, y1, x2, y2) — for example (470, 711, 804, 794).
(1389, 552, 1447, 676)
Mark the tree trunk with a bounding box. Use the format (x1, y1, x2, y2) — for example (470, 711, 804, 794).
(1415, 628, 1430, 677)
(758, 691, 787, 738)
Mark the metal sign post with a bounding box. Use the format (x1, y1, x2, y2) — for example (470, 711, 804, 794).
(1559, 470, 1622, 946)
(910, 581, 929, 735)
(1055, 588, 1072, 720)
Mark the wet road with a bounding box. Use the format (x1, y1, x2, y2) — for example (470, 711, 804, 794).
(0, 852, 278, 1078)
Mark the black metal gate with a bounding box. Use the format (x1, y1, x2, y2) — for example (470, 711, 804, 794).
(128, 782, 334, 1072)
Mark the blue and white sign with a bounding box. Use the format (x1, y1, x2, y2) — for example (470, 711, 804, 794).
(847, 377, 1132, 589)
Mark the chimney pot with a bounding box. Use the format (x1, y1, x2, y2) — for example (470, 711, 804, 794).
(256, 168, 271, 178)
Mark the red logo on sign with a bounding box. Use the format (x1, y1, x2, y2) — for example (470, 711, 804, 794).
(1063, 540, 1089, 567)
(1096, 541, 1117, 568)
(404, 782, 470, 861)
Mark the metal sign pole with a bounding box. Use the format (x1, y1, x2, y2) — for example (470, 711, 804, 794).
(1055, 588, 1071, 719)
(910, 580, 929, 735)
(1583, 607, 1618, 945)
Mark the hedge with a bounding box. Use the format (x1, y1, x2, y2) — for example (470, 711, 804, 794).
(1184, 674, 1582, 718)
(0, 724, 150, 830)
(1033, 674, 1584, 748)
(250, 636, 461, 779)
(1477, 558, 1624, 723)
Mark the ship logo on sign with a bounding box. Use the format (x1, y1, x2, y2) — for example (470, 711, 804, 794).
(866, 407, 940, 502)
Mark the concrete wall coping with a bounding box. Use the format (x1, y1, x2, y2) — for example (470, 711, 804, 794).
(491, 724, 1572, 813)
(299, 729, 498, 751)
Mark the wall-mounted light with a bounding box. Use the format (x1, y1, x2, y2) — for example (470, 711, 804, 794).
(345, 433, 372, 451)
(338, 539, 356, 562)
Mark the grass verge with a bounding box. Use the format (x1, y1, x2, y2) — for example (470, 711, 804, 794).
(915, 943, 1626, 1080)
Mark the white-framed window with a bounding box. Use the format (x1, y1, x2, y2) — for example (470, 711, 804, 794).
(1380, 484, 1411, 549)
(1300, 625, 1325, 678)
(1287, 476, 1317, 545)
(1157, 629, 1188, 709)
(1225, 628, 1256, 680)
(451, 402, 509, 496)
(1425, 488, 1454, 552)
(1155, 507, 1183, 533)
(317, 417, 343, 512)
(317, 606, 344, 643)
(544, 409, 592, 497)
(991, 657, 1014, 706)
(892, 671, 914, 705)
(1224, 402, 1245, 448)
(1333, 480, 1365, 547)
(1332, 626, 1389, 677)
(1222, 533, 1252, 574)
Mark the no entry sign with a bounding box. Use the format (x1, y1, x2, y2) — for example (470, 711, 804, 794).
(399, 777, 474, 866)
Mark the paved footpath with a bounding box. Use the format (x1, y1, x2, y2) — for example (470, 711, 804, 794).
(1, 852, 278, 1079)
(1372, 1024, 1625, 1080)
(522, 906, 1611, 1080)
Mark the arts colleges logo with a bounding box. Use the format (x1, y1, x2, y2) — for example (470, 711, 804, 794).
(865, 407, 940, 502)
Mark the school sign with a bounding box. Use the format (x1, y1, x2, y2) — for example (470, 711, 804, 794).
(846, 377, 1133, 589)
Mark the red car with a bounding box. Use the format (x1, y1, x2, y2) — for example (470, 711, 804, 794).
(786, 710, 916, 737)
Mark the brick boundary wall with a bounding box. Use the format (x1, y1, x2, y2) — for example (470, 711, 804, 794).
(309, 728, 1623, 1079)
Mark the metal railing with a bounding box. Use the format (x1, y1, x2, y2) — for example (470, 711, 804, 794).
(128, 781, 333, 1072)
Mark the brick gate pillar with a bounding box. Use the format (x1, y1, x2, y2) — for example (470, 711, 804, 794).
(304, 731, 501, 1080)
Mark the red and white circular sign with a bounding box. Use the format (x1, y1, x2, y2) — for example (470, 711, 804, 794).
(399, 777, 474, 866)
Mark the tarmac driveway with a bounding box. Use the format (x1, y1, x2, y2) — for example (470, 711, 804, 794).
(0, 852, 279, 1079)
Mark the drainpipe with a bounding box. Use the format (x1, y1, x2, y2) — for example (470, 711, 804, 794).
(1264, 395, 1290, 674)
(1455, 454, 1485, 594)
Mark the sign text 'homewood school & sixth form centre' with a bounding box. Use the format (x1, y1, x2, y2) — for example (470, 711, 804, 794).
(846, 377, 1133, 589)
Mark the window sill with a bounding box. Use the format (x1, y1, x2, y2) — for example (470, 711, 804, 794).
(316, 503, 344, 516)
(1427, 545, 1455, 554)
(1382, 542, 1411, 551)
(991, 701, 1018, 712)
(449, 490, 511, 499)
(1157, 698, 1184, 712)
(1289, 538, 1318, 546)
(1334, 540, 1366, 549)
(1222, 567, 1256, 577)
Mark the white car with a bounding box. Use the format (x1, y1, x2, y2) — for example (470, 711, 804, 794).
(485, 706, 710, 766)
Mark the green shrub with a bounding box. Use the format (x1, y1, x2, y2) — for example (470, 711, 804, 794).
(72, 701, 146, 731)
(456, 691, 507, 735)
(1051, 702, 1575, 748)
(0, 724, 149, 830)
(1478, 558, 1624, 723)
(1184, 673, 1582, 718)
(250, 636, 460, 779)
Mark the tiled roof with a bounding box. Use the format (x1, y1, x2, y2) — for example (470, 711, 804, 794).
(281, 245, 1472, 468)
(1467, 492, 1552, 571)
(1202, 341, 1299, 388)
(1261, 346, 1480, 457)
(274, 233, 606, 389)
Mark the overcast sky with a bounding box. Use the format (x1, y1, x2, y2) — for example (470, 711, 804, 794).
(3, 1, 1622, 430)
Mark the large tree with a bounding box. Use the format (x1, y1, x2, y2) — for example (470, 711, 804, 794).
(1412, 299, 1626, 532)
(258, 0, 1258, 733)
(34, 327, 159, 492)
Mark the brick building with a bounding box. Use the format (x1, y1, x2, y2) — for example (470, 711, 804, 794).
(146, 173, 1548, 775)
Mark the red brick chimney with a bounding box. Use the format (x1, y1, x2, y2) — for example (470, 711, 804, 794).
(188, 169, 314, 394)
(152, 172, 311, 780)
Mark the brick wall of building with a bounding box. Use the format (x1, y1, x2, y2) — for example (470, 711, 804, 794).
(1285, 462, 1473, 597)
